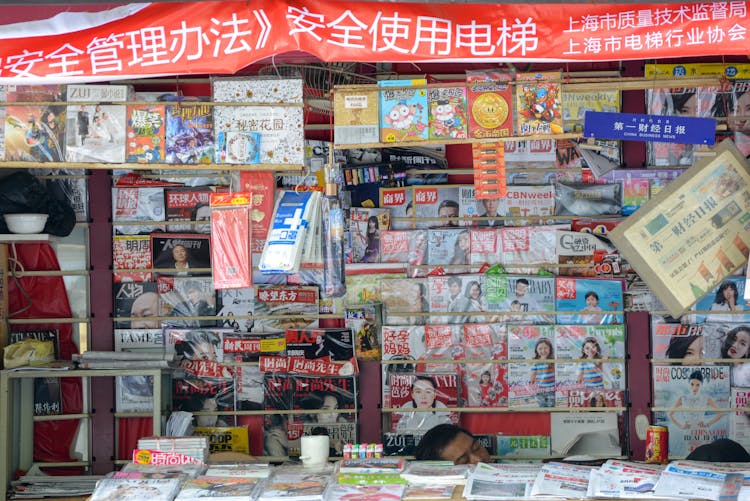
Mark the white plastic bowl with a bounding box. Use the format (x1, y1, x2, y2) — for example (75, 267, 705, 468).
(4, 213, 49, 234)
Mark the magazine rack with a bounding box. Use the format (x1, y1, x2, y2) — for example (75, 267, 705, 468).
(0, 367, 163, 501)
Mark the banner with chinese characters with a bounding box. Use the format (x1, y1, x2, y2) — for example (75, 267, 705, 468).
(610, 139, 750, 318)
(0, 1, 749, 82)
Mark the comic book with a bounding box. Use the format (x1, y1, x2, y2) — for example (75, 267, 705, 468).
(555, 277, 624, 325)
(172, 359, 235, 426)
(126, 104, 166, 163)
(549, 412, 622, 457)
(5, 84, 66, 162)
(333, 86, 379, 145)
(387, 372, 459, 433)
(731, 387, 750, 452)
(115, 374, 154, 413)
(175, 475, 259, 500)
(466, 70, 514, 139)
(554, 325, 626, 408)
(349, 207, 390, 264)
(345, 304, 381, 360)
(507, 324, 556, 408)
(164, 187, 213, 233)
(212, 77, 304, 165)
(427, 274, 486, 325)
(34, 377, 63, 416)
(515, 71, 563, 136)
(65, 104, 126, 163)
(157, 275, 218, 328)
(484, 274, 555, 324)
(498, 225, 568, 275)
(287, 375, 357, 456)
(428, 85, 468, 140)
(653, 365, 731, 457)
(462, 323, 508, 407)
(165, 101, 214, 164)
(381, 277, 428, 325)
(89, 478, 182, 501)
(111, 187, 166, 235)
(151, 233, 211, 273)
(378, 79, 428, 143)
(251, 285, 319, 333)
(113, 281, 160, 329)
(113, 235, 152, 283)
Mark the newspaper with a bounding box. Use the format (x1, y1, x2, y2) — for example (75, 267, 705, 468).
(587, 460, 667, 499)
(463, 462, 541, 500)
(529, 462, 594, 499)
(653, 460, 745, 501)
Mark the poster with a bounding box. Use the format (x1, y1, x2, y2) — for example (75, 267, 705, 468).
(610, 139, 750, 318)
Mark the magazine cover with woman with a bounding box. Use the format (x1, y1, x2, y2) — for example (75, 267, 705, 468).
(555, 277, 624, 325)
(387, 372, 458, 433)
(507, 324, 556, 408)
(462, 323, 507, 408)
(553, 325, 625, 408)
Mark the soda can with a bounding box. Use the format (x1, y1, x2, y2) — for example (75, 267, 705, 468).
(645, 425, 668, 463)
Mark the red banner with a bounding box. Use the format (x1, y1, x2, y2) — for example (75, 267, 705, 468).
(0, 1, 748, 82)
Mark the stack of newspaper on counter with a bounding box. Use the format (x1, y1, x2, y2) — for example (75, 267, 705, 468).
(400, 461, 470, 485)
(72, 350, 178, 369)
(653, 460, 747, 501)
(257, 465, 333, 501)
(463, 463, 542, 499)
(10, 473, 105, 499)
(90, 478, 182, 501)
(175, 475, 263, 501)
(587, 460, 666, 498)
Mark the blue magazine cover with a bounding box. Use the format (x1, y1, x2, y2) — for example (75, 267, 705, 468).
(689, 276, 750, 324)
(555, 277, 624, 325)
(165, 100, 214, 164)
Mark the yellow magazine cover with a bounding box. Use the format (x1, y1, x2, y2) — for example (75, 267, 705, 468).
(516, 71, 563, 136)
(193, 426, 249, 453)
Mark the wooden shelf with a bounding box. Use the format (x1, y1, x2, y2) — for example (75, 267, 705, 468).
(334, 132, 583, 150)
(0, 161, 303, 172)
(0, 234, 50, 243)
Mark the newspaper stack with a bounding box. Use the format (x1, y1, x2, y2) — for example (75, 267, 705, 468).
(137, 435, 210, 463)
(72, 350, 177, 369)
(118, 461, 206, 478)
(529, 462, 594, 498)
(654, 460, 746, 501)
(463, 462, 541, 500)
(587, 460, 666, 499)
(204, 463, 272, 479)
(10, 474, 105, 499)
(256, 469, 330, 501)
(175, 475, 262, 501)
(89, 478, 182, 501)
(400, 461, 470, 485)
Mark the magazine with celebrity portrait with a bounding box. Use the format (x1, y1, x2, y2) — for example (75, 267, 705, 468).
(507, 324, 556, 409)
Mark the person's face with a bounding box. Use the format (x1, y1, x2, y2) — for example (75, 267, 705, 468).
(583, 341, 598, 358)
(469, 283, 480, 299)
(187, 287, 201, 304)
(458, 232, 470, 251)
(195, 206, 211, 222)
(511, 302, 521, 312)
(481, 373, 490, 384)
(731, 92, 750, 131)
(440, 432, 491, 465)
(724, 286, 736, 300)
(689, 378, 702, 394)
(482, 198, 500, 216)
(437, 205, 458, 226)
(130, 292, 159, 329)
(191, 340, 217, 361)
(173, 245, 187, 262)
(515, 282, 528, 298)
(729, 330, 750, 358)
(449, 281, 461, 297)
(586, 294, 598, 307)
(368, 219, 376, 231)
(412, 379, 437, 407)
(536, 342, 551, 359)
(684, 337, 703, 360)
(595, 394, 606, 407)
(318, 394, 339, 424)
(675, 93, 697, 116)
(316, 334, 324, 346)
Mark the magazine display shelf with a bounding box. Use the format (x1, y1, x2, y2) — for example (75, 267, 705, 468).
(0, 161, 304, 172)
(0, 367, 163, 501)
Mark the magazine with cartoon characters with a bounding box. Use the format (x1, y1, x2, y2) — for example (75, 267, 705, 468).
(5, 84, 66, 163)
(554, 325, 625, 408)
(387, 372, 459, 433)
(515, 71, 563, 136)
(378, 79, 428, 143)
(466, 69, 514, 139)
(428, 274, 486, 325)
(507, 324, 556, 408)
(462, 323, 508, 408)
(555, 277, 624, 325)
(484, 274, 555, 324)
(428, 84, 468, 140)
(653, 365, 730, 457)
(126, 104, 165, 163)
(165, 100, 214, 165)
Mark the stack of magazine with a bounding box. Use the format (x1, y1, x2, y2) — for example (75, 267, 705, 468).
(137, 436, 210, 463)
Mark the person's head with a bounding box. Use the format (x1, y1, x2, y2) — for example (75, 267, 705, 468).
(465, 280, 481, 300)
(581, 337, 602, 359)
(481, 198, 500, 217)
(184, 281, 203, 304)
(172, 244, 189, 263)
(315, 334, 325, 346)
(590, 393, 607, 407)
(191, 203, 211, 222)
(534, 337, 553, 359)
(130, 292, 160, 329)
(723, 326, 750, 359)
(510, 299, 521, 312)
(414, 424, 490, 465)
(447, 276, 462, 298)
(715, 281, 739, 305)
(318, 392, 342, 424)
(80, 105, 86, 112)
(179, 330, 219, 360)
(669, 90, 697, 116)
(689, 369, 704, 394)
(685, 438, 750, 462)
(585, 291, 599, 307)
(480, 370, 491, 384)
(514, 278, 530, 298)
(405, 202, 414, 218)
(411, 376, 438, 408)
(437, 199, 459, 226)
(666, 335, 703, 362)
(367, 216, 379, 234)
(731, 91, 750, 131)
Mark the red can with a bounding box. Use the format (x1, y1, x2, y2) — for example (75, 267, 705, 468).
(645, 425, 668, 463)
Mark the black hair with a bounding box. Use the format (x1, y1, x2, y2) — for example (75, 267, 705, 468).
(689, 369, 704, 383)
(414, 424, 474, 461)
(175, 330, 219, 357)
(464, 280, 481, 299)
(714, 281, 739, 306)
(665, 334, 702, 360)
(580, 336, 602, 359)
(447, 276, 462, 288)
(585, 290, 599, 302)
(685, 438, 750, 462)
(438, 199, 459, 210)
(722, 325, 750, 358)
(516, 278, 530, 287)
(668, 90, 697, 115)
(190, 202, 210, 221)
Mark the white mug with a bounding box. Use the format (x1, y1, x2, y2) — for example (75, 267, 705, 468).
(299, 435, 330, 467)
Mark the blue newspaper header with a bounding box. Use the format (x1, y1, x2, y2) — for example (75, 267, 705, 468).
(583, 111, 716, 145)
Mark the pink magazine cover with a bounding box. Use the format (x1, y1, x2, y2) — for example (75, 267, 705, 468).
(507, 324, 555, 409)
(462, 323, 508, 407)
(388, 372, 459, 433)
(469, 228, 502, 270)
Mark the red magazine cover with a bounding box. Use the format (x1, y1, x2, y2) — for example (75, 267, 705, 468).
(112, 235, 152, 283)
(164, 187, 213, 233)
